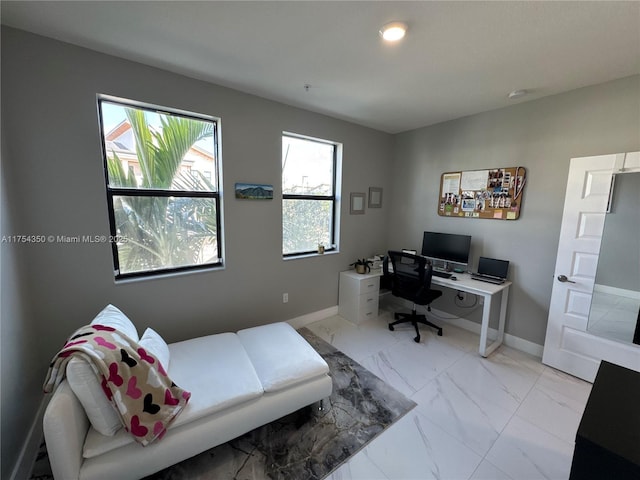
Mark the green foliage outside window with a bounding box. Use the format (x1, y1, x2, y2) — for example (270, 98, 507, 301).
(282, 199, 332, 255)
(282, 134, 338, 256)
(101, 102, 220, 277)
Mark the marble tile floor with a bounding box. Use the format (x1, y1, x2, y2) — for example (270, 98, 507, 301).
(308, 310, 592, 480)
(587, 290, 640, 344)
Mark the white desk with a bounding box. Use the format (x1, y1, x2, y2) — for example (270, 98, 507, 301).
(339, 269, 511, 357)
(429, 273, 511, 357)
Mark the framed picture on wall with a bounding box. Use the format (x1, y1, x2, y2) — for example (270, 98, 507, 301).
(368, 187, 383, 208)
(235, 183, 273, 199)
(350, 192, 365, 214)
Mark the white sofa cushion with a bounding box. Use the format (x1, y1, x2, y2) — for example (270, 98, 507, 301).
(139, 327, 170, 371)
(66, 305, 140, 436)
(83, 332, 264, 458)
(237, 322, 329, 393)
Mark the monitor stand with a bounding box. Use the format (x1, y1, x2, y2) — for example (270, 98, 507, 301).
(433, 262, 452, 273)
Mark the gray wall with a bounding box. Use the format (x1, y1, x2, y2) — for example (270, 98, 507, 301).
(1, 27, 392, 475)
(388, 75, 640, 345)
(1, 125, 41, 479)
(596, 172, 640, 290)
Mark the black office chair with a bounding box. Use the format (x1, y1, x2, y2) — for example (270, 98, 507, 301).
(385, 250, 443, 343)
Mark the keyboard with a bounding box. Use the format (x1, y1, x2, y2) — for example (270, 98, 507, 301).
(432, 270, 452, 279)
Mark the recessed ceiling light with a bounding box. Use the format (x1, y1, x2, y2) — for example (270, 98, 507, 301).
(379, 21, 408, 42)
(508, 89, 528, 99)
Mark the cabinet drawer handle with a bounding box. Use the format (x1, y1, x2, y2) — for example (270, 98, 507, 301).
(367, 298, 373, 302)
(365, 312, 372, 316)
(367, 284, 375, 288)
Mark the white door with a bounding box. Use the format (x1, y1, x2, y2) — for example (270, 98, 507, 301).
(542, 152, 640, 382)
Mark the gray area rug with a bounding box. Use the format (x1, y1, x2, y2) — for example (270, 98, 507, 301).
(30, 328, 416, 480)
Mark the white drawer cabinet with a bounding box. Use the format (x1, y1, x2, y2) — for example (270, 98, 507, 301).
(338, 271, 380, 324)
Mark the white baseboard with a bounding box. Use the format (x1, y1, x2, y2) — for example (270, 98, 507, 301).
(594, 283, 640, 300)
(11, 396, 49, 480)
(503, 331, 544, 358)
(289, 302, 543, 359)
(286, 306, 339, 330)
(381, 296, 543, 358)
(432, 308, 544, 358)
(430, 307, 543, 358)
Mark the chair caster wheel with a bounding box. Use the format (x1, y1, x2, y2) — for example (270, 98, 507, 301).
(414, 336, 420, 343)
(388, 324, 394, 331)
(437, 329, 443, 336)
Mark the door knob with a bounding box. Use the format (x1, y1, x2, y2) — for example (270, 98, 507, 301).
(557, 275, 576, 283)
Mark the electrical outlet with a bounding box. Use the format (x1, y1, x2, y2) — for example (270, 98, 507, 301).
(283, 293, 289, 303)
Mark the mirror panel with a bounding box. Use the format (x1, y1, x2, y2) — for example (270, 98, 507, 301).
(587, 172, 640, 344)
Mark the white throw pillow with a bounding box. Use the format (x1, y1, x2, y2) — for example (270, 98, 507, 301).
(89, 304, 139, 342)
(67, 358, 122, 436)
(139, 327, 171, 371)
(66, 304, 139, 436)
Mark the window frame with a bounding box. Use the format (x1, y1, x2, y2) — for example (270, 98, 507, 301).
(97, 95, 223, 280)
(282, 132, 338, 258)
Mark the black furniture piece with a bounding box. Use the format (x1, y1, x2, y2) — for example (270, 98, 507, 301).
(569, 361, 640, 480)
(385, 250, 443, 343)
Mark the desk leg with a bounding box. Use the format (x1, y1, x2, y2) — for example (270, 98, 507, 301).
(479, 294, 491, 357)
(478, 286, 509, 357)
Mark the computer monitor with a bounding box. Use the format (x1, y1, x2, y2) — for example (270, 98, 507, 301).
(421, 231, 471, 268)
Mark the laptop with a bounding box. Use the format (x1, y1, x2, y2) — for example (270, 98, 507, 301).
(471, 257, 509, 284)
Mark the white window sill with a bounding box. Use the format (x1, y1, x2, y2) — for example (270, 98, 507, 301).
(283, 250, 340, 261)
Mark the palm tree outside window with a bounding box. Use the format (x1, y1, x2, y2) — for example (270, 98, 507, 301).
(98, 96, 222, 279)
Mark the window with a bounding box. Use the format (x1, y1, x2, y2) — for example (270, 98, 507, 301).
(282, 133, 338, 256)
(98, 96, 222, 279)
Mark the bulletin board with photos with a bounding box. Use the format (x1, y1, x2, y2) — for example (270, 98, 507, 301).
(438, 167, 527, 220)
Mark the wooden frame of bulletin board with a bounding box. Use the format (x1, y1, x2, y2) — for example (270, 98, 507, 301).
(438, 167, 527, 220)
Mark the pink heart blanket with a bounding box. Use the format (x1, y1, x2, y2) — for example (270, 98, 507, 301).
(43, 324, 190, 446)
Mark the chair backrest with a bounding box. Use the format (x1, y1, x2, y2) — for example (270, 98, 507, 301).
(387, 250, 433, 302)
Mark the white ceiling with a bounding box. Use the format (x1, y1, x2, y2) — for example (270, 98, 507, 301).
(2, 1, 639, 133)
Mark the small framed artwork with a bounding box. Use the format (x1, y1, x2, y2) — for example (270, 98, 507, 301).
(235, 183, 273, 200)
(350, 192, 366, 214)
(368, 187, 383, 208)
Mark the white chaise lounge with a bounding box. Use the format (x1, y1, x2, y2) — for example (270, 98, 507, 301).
(43, 306, 332, 479)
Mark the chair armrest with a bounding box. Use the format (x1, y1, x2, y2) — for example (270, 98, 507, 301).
(43, 380, 89, 480)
